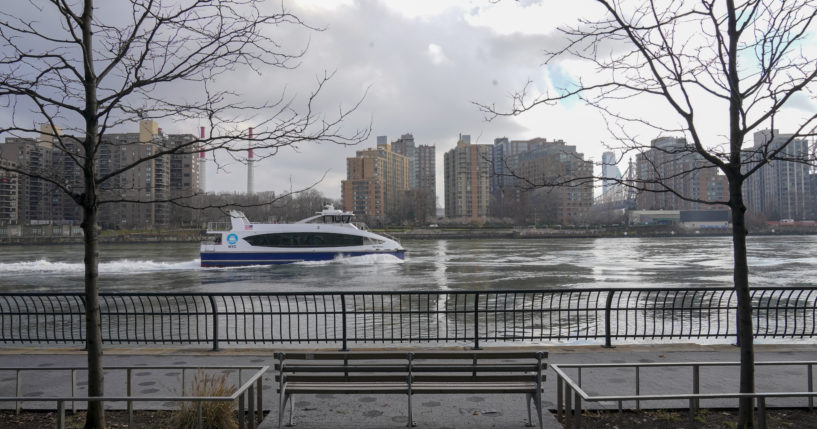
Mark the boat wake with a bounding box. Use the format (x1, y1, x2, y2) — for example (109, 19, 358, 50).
(295, 253, 405, 266)
(0, 259, 201, 275)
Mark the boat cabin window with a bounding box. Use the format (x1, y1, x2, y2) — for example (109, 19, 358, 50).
(321, 215, 353, 224)
(244, 232, 365, 247)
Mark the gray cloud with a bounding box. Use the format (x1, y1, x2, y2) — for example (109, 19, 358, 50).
(2, 1, 569, 202)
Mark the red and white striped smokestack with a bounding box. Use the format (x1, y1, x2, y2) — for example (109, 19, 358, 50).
(247, 127, 255, 195)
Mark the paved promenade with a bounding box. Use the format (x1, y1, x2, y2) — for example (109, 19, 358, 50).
(0, 343, 815, 428)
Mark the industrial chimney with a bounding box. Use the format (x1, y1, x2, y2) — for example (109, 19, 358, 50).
(247, 127, 255, 195)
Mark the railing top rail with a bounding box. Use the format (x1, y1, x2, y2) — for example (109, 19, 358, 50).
(0, 365, 269, 371)
(1, 286, 816, 297)
(551, 362, 817, 403)
(0, 395, 257, 402)
(0, 365, 269, 403)
(551, 361, 817, 369)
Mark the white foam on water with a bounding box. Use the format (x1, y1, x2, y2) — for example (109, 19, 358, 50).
(294, 253, 405, 266)
(0, 258, 201, 275)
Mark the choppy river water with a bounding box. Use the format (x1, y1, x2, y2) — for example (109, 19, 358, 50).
(0, 235, 814, 293)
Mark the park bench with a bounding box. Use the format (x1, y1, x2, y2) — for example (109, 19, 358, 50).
(273, 349, 547, 428)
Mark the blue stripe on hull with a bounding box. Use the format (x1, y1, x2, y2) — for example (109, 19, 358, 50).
(200, 250, 405, 267)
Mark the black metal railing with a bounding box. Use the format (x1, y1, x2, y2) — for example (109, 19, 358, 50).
(1, 288, 816, 350)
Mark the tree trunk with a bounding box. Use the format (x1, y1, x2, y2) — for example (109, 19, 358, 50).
(81, 2, 104, 425)
(730, 182, 754, 428)
(82, 200, 105, 429)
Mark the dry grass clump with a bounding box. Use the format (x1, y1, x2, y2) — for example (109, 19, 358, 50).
(173, 369, 237, 429)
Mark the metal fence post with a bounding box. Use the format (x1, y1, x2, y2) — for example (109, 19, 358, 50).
(603, 292, 615, 348)
(340, 294, 348, 351)
(127, 368, 133, 428)
(209, 295, 220, 351)
(472, 292, 481, 350)
(809, 364, 814, 411)
(692, 365, 700, 412)
(15, 369, 21, 415)
(256, 377, 263, 424)
(248, 384, 256, 429)
(239, 392, 246, 429)
(556, 374, 563, 422)
(57, 400, 65, 429)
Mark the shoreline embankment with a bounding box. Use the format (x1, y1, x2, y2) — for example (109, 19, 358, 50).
(2, 226, 816, 245)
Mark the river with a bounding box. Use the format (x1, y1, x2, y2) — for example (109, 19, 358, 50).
(0, 235, 813, 293)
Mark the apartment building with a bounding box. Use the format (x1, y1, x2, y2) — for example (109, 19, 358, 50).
(341, 142, 410, 223)
(0, 121, 200, 229)
(514, 139, 593, 224)
(636, 137, 728, 211)
(391, 133, 436, 222)
(444, 134, 492, 219)
(743, 130, 811, 220)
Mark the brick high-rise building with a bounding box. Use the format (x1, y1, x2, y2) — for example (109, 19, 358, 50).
(515, 139, 593, 224)
(1, 121, 199, 229)
(743, 130, 811, 220)
(341, 142, 409, 224)
(490, 137, 550, 219)
(444, 134, 492, 219)
(97, 120, 199, 228)
(636, 137, 728, 211)
(391, 133, 436, 222)
(0, 159, 18, 225)
(0, 125, 82, 225)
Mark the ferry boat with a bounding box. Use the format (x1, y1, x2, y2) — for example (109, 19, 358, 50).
(200, 205, 405, 267)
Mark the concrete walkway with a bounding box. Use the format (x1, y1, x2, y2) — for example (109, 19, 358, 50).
(0, 343, 814, 429)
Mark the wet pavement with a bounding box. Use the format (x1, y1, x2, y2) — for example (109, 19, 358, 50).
(0, 343, 814, 428)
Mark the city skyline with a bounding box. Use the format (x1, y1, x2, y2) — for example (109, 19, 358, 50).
(2, 1, 812, 204)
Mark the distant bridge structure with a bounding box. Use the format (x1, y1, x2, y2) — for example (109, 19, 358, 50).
(595, 156, 637, 210)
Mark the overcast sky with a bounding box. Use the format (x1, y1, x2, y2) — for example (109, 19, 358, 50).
(4, 0, 815, 204)
(199, 0, 612, 201)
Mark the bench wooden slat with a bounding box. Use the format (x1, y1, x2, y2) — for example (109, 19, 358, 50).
(278, 374, 540, 383)
(275, 350, 547, 361)
(275, 349, 548, 429)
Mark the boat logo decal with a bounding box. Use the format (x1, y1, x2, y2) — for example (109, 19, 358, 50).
(226, 233, 239, 245)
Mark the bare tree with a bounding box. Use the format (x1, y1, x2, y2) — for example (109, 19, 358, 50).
(0, 1, 367, 427)
(479, 1, 817, 427)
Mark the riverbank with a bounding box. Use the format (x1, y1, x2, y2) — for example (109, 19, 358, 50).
(3, 225, 817, 244)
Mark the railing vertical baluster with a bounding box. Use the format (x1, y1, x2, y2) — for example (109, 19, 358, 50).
(71, 369, 76, 414)
(473, 292, 480, 350)
(127, 368, 133, 428)
(15, 369, 21, 415)
(556, 374, 563, 422)
(565, 385, 572, 428)
(340, 294, 348, 351)
(238, 391, 245, 429)
(809, 364, 814, 411)
(574, 390, 581, 429)
(248, 384, 256, 429)
(604, 292, 614, 348)
(757, 396, 766, 429)
(256, 377, 263, 423)
(635, 366, 640, 411)
(209, 295, 219, 351)
(57, 400, 65, 429)
(692, 364, 700, 412)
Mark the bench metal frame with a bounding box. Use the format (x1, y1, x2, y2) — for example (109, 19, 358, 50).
(274, 350, 547, 428)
